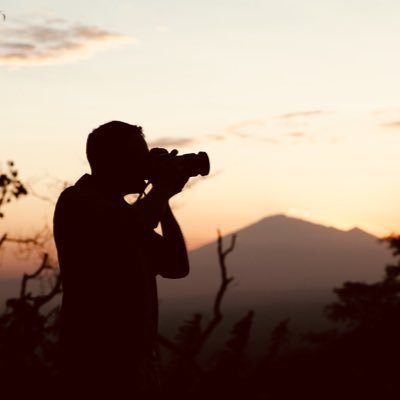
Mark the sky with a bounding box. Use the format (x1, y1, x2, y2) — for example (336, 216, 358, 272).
(2, 0, 400, 266)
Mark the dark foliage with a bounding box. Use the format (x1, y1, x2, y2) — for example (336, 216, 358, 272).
(0, 255, 61, 397)
(0, 161, 27, 219)
(295, 235, 400, 399)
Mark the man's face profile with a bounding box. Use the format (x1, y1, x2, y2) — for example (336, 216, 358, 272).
(112, 134, 149, 195)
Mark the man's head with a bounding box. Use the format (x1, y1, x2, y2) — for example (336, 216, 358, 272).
(86, 121, 149, 195)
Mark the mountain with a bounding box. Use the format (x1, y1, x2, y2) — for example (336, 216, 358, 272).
(158, 214, 392, 300)
(156, 215, 393, 352)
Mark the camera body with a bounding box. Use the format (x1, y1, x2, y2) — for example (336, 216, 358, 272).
(145, 151, 210, 182)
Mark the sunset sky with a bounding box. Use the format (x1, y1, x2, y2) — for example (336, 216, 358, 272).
(2, 0, 400, 260)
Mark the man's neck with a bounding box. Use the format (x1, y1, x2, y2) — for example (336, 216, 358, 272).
(89, 173, 125, 202)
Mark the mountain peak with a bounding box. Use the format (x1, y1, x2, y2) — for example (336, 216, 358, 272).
(257, 213, 328, 229)
(348, 227, 363, 233)
(265, 213, 289, 220)
(259, 215, 373, 236)
(346, 226, 375, 239)
(223, 214, 378, 248)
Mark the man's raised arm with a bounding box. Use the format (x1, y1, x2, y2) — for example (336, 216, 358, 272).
(157, 203, 189, 278)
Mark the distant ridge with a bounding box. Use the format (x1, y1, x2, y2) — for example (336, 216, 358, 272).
(158, 214, 392, 299)
(192, 214, 377, 251)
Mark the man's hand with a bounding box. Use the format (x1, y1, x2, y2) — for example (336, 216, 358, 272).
(149, 148, 189, 198)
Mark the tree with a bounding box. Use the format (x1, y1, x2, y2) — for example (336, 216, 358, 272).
(0, 161, 27, 247)
(0, 254, 62, 395)
(0, 161, 27, 217)
(299, 235, 400, 399)
(0, 161, 61, 397)
(325, 235, 400, 329)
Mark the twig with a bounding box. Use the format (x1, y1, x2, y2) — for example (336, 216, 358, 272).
(5, 225, 53, 260)
(20, 253, 50, 298)
(25, 177, 69, 206)
(158, 333, 181, 354)
(31, 273, 62, 310)
(0, 233, 7, 247)
(190, 230, 236, 357)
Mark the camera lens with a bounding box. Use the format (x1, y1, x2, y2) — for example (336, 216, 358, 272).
(177, 152, 210, 177)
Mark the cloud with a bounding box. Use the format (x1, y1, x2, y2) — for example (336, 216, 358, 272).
(285, 131, 340, 144)
(0, 18, 135, 66)
(225, 119, 265, 138)
(370, 107, 400, 116)
(288, 132, 307, 138)
(148, 137, 197, 148)
(276, 110, 328, 119)
(206, 134, 226, 141)
(381, 121, 400, 129)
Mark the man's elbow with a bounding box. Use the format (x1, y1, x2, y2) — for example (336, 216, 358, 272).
(177, 265, 190, 278)
(161, 262, 190, 279)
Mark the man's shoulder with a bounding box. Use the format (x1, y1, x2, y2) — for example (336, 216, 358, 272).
(55, 175, 97, 211)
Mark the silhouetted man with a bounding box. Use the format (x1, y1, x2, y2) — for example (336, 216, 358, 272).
(53, 121, 190, 397)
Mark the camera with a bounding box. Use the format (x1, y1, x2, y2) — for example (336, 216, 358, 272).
(145, 151, 210, 182)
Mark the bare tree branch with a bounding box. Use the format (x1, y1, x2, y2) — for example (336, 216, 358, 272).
(158, 230, 237, 361)
(2, 253, 62, 314)
(189, 230, 236, 356)
(25, 177, 69, 206)
(5, 225, 53, 260)
(20, 253, 50, 298)
(30, 273, 62, 310)
(7, 235, 47, 247)
(0, 233, 7, 248)
(157, 333, 181, 354)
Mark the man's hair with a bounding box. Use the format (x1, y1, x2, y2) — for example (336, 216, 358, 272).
(86, 121, 145, 172)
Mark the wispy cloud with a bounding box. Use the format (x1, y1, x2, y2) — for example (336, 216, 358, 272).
(370, 107, 400, 116)
(206, 134, 226, 141)
(225, 119, 265, 138)
(207, 114, 339, 146)
(0, 17, 135, 66)
(276, 110, 328, 120)
(288, 132, 307, 138)
(203, 119, 266, 142)
(148, 137, 196, 148)
(381, 121, 400, 129)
